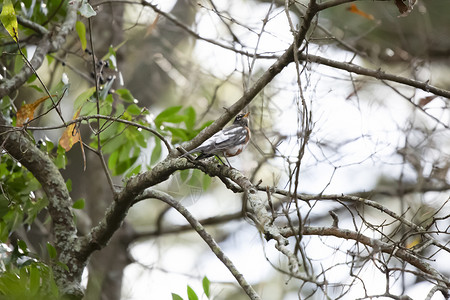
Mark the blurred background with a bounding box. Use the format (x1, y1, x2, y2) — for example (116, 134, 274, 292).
(2, 0, 449, 299)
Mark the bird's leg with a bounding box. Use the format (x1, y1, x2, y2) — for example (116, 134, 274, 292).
(214, 155, 226, 165)
(223, 156, 233, 168)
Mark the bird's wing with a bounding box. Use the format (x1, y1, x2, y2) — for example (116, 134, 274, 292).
(209, 125, 248, 150)
(183, 125, 248, 156)
(187, 125, 246, 154)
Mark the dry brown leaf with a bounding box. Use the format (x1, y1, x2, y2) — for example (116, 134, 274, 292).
(394, 0, 408, 14)
(396, 0, 418, 17)
(59, 108, 86, 170)
(16, 95, 52, 127)
(59, 108, 82, 151)
(418, 95, 437, 108)
(347, 4, 375, 20)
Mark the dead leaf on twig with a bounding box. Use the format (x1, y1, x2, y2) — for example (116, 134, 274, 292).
(395, 0, 417, 17)
(418, 95, 437, 108)
(16, 95, 53, 127)
(59, 108, 86, 170)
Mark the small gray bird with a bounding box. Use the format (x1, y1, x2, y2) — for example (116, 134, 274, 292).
(181, 112, 250, 165)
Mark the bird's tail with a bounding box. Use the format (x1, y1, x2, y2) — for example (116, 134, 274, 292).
(180, 148, 213, 160)
(180, 149, 195, 157)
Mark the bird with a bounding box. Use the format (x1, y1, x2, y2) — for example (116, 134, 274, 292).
(181, 112, 250, 166)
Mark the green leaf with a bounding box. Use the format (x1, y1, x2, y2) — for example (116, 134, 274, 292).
(0, 0, 19, 42)
(14, 48, 25, 74)
(72, 199, 85, 210)
(78, 0, 97, 18)
(74, 86, 96, 110)
(125, 165, 141, 178)
(116, 89, 135, 103)
(202, 175, 212, 191)
(166, 127, 189, 143)
(187, 285, 198, 300)
(27, 74, 37, 84)
(150, 138, 162, 165)
(99, 76, 115, 100)
(46, 243, 57, 259)
(115, 154, 138, 175)
(104, 45, 117, 69)
(171, 293, 184, 300)
(80, 101, 96, 115)
(29, 265, 40, 295)
(126, 104, 141, 115)
(102, 132, 126, 154)
(75, 21, 87, 50)
(154, 106, 183, 127)
(202, 276, 210, 298)
(66, 179, 72, 192)
(17, 240, 28, 255)
(56, 261, 69, 272)
(200, 120, 214, 130)
(179, 169, 191, 183)
(184, 106, 196, 130)
(54, 145, 67, 169)
(108, 150, 119, 172)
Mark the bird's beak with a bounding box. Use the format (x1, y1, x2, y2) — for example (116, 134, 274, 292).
(243, 112, 250, 118)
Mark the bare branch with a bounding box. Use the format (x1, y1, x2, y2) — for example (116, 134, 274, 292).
(300, 52, 450, 102)
(137, 189, 261, 300)
(280, 226, 450, 291)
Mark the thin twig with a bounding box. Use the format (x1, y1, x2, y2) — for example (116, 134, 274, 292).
(0, 114, 172, 151)
(15, 35, 67, 125)
(87, 17, 116, 195)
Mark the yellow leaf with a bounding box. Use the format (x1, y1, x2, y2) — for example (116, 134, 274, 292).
(59, 108, 82, 151)
(16, 96, 52, 127)
(0, 0, 19, 42)
(405, 236, 421, 249)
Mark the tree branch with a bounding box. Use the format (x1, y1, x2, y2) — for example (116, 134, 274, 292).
(129, 211, 244, 240)
(0, 1, 80, 99)
(17, 15, 49, 35)
(0, 114, 83, 297)
(0, 1, 85, 297)
(300, 52, 450, 100)
(136, 189, 261, 300)
(280, 225, 450, 292)
(0, 114, 172, 152)
(178, 0, 320, 153)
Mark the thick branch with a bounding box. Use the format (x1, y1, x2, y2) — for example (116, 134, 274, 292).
(0, 0, 84, 297)
(0, 118, 83, 296)
(79, 157, 190, 259)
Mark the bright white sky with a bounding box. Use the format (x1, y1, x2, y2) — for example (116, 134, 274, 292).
(116, 1, 449, 299)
